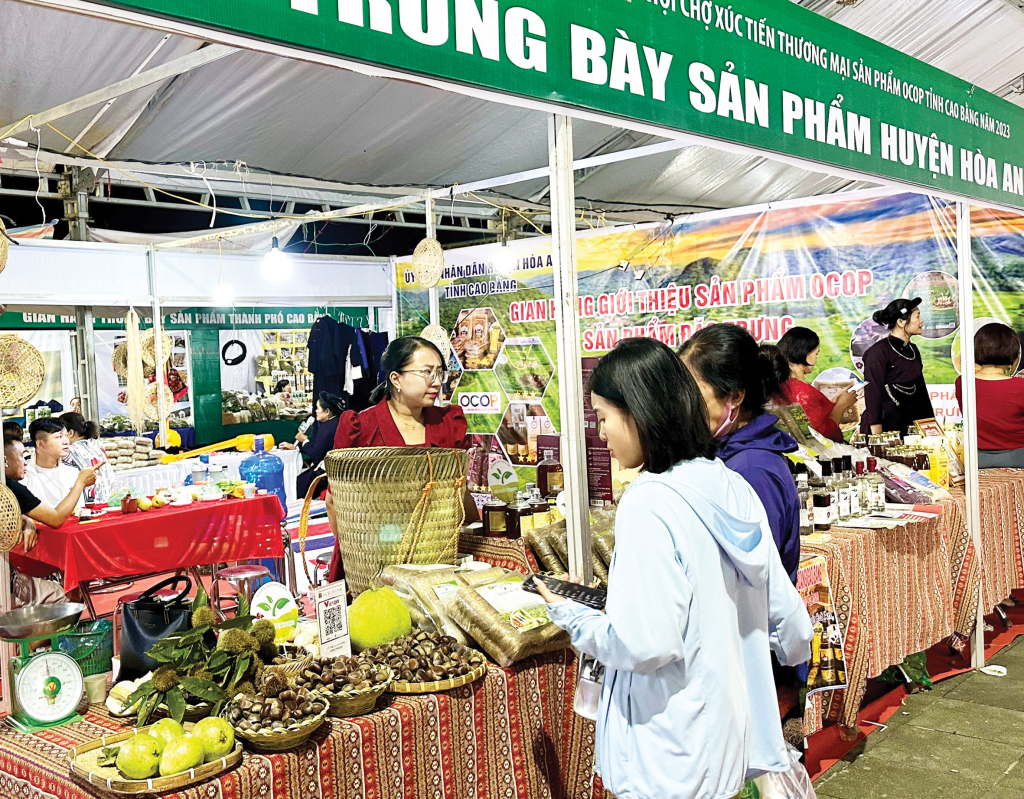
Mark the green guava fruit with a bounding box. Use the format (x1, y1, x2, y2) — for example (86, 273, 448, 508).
(116, 734, 162, 779)
(191, 717, 235, 762)
(148, 718, 185, 753)
(158, 734, 205, 777)
(348, 586, 412, 652)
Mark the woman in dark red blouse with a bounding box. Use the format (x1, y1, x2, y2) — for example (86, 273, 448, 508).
(955, 322, 1024, 468)
(325, 336, 470, 582)
(775, 327, 855, 443)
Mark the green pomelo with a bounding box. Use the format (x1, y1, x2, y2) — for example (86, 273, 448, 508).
(348, 586, 412, 652)
(191, 717, 235, 762)
(116, 734, 161, 779)
(158, 734, 205, 777)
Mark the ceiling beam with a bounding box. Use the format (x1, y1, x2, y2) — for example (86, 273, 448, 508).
(0, 44, 239, 141)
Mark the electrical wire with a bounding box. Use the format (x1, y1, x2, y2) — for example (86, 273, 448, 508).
(29, 122, 47, 226)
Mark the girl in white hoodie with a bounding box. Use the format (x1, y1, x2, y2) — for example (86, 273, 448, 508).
(536, 338, 811, 799)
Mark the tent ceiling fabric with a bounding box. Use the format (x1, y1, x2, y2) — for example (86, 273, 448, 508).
(2, 0, 1023, 218)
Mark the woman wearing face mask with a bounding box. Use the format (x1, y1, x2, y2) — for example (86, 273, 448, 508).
(323, 337, 470, 583)
(679, 325, 801, 584)
(534, 338, 811, 799)
(860, 298, 934, 435)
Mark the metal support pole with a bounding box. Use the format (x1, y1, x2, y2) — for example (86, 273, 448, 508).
(148, 246, 170, 447)
(426, 196, 440, 327)
(956, 202, 985, 669)
(74, 307, 99, 421)
(548, 114, 592, 583)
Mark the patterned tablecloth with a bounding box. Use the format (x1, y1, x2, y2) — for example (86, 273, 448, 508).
(0, 652, 602, 799)
(803, 471, 1024, 734)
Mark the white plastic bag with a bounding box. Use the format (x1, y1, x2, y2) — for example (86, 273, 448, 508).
(752, 747, 817, 799)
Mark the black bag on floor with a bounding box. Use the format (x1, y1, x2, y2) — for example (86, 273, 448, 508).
(116, 574, 193, 682)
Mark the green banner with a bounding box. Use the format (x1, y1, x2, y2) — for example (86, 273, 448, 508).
(0, 306, 369, 331)
(96, 0, 1024, 209)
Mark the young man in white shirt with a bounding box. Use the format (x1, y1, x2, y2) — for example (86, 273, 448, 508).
(22, 418, 84, 511)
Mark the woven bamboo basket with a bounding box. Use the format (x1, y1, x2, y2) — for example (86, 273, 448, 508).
(325, 447, 469, 595)
(0, 485, 23, 554)
(67, 721, 243, 796)
(419, 324, 452, 360)
(142, 382, 175, 421)
(228, 702, 328, 753)
(140, 329, 174, 368)
(387, 660, 487, 694)
(0, 335, 45, 407)
(410, 237, 444, 288)
(324, 666, 393, 717)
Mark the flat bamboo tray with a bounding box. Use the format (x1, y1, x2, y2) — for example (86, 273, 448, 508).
(229, 702, 328, 753)
(68, 721, 242, 796)
(387, 661, 487, 694)
(325, 674, 391, 717)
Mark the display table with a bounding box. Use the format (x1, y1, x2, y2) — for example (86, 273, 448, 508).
(0, 651, 602, 799)
(109, 448, 304, 503)
(8, 495, 285, 591)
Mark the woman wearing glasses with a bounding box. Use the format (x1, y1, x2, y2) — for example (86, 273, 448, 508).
(325, 336, 470, 583)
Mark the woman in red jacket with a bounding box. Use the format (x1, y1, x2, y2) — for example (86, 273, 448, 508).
(325, 336, 470, 582)
(775, 326, 856, 443)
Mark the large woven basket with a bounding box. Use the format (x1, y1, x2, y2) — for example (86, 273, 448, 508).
(141, 328, 174, 368)
(0, 485, 22, 553)
(0, 335, 44, 406)
(142, 382, 175, 420)
(325, 447, 469, 595)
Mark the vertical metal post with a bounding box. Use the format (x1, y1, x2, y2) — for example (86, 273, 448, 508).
(426, 197, 440, 327)
(148, 246, 170, 447)
(74, 307, 99, 421)
(548, 114, 592, 583)
(957, 202, 985, 669)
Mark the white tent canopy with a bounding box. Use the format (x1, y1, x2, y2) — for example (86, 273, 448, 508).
(1, 0, 1022, 223)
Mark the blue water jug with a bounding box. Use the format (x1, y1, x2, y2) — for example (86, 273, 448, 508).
(239, 439, 287, 517)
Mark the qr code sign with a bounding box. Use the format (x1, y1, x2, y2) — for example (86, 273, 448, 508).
(315, 580, 351, 658)
(322, 600, 347, 638)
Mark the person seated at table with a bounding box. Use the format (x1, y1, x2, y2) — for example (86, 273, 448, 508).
(22, 418, 85, 511)
(773, 326, 857, 443)
(324, 336, 471, 583)
(280, 391, 345, 498)
(955, 322, 1024, 468)
(4, 436, 95, 607)
(60, 412, 114, 504)
(272, 379, 290, 395)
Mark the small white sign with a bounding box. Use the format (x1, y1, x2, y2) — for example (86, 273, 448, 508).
(313, 580, 351, 658)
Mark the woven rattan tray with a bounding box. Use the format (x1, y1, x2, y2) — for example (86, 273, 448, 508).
(229, 702, 328, 753)
(325, 672, 391, 717)
(68, 721, 242, 795)
(387, 661, 487, 694)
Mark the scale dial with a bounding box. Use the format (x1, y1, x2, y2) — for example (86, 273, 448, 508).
(14, 651, 84, 724)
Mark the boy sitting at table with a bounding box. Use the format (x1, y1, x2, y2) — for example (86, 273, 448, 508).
(4, 435, 95, 608)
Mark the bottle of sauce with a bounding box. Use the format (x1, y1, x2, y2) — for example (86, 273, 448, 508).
(482, 497, 508, 537)
(527, 486, 550, 528)
(813, 460, 835, 531)
(795, 462, 812, 537)
(537, 449, 564, 498)
(504, 492, 531, 540)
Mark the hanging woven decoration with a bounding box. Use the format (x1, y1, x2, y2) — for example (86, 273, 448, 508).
(124, 310, 146, 434)
(0, 219, 9, 276)
(0, 485, 22, 554)
(419, 325, 452, 361)
(0, 335, 45, 407)
(143, 382, 175, 421)
(410, 237, 445, 288)
(140, 328, 174, 368)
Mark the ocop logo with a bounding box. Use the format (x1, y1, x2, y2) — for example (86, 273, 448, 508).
(459, 392, 502, 414)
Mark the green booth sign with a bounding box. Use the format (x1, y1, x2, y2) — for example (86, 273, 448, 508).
(93, 0, 1024, 209)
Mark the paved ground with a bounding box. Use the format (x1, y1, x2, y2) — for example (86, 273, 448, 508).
(815, 636, 1024, 799)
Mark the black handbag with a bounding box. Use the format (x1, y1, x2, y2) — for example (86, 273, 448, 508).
(117, 574, 193, 683)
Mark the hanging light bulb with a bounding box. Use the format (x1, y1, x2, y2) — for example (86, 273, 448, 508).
(262, 236, 292, 282)
(212, 281, 234, 306)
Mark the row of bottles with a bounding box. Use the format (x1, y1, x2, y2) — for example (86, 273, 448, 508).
(795, 455, 886, 536)
(482, 484, 560, 539)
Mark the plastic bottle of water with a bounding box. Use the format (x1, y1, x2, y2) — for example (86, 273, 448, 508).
(239, 438, 287, 517)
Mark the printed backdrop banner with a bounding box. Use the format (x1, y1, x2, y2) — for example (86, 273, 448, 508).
(396, 189, 1024, 485)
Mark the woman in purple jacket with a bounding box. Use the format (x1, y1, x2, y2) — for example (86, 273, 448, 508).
(680, 325, 801, 584)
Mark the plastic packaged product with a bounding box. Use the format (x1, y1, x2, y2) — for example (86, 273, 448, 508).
(447, 569, 571, 667)
(592, 527, 615, 568)
(550, 527, 609, 587)
(886, 462, 950, 501)
(378, 564, 472, 646)
(525, 522, 568, 574)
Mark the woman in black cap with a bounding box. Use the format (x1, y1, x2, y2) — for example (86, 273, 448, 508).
(860, 297, 934, 435)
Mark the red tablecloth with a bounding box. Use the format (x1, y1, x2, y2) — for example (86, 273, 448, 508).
(8, 496, 285, 590)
